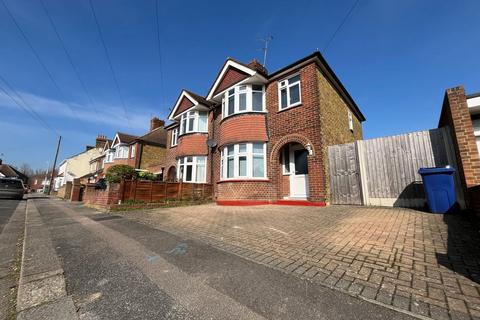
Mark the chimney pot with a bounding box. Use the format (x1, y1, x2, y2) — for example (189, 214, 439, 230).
(150, 117, 165, 131)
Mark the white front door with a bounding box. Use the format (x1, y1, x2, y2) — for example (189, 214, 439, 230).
(288, 145, 309, 199)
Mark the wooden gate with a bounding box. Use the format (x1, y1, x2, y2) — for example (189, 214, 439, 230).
(328, 128, 465, 208)
(328, 142, 362, 205)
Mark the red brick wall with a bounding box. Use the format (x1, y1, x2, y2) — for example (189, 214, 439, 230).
(218, 114, 268, 147)
(176, 133, 208, 157)
(83, 184, 121, 208)
(173, 96, 194, 117)
(439, 86, 480, 189)
(214, 68, 250, 96)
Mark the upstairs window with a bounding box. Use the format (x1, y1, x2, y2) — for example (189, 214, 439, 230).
(114, 145, 129, 159)
(104, 150, 115, 163)
(220, 143, 266, 180)
(279, 74, 301, 110)
(222, 84, 265, 118)
(348, 111, 354, 131)
(130, 145, 136, 158)
(171, 128, 178, 146)
(179, 111, 208, 135)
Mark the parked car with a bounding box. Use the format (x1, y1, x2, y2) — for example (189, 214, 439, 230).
(0, 178, 25, 200)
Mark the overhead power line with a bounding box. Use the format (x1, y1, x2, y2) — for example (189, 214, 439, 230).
(323, 0, 360, 53)
(0, 75, 59, 136)
(0, 0, 81, 121)
(155, 0, 166, 111)
(39, 0, 100, 118)
(87, 0, 132, 130)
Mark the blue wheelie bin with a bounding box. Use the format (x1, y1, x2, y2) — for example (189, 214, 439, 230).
(418, 166, 458, 214)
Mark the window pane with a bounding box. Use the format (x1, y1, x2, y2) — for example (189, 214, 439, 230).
(253, 143, 264, 154)
(196, 163, 205, 182)
(196, 156, 205, 164)
(239, 93, 246, 111)
(186, 164, 193, 181)
(239, 144, 246, 153)
(181, 118, 186, 134)
(228, 95, 235, 115)
(227, 158, 234, 178)
(283, 146, 290, 173)
(227, 145, 234, 156)
(289, 75, 300, 83)
(239, 156, 247, 176)
(187, 156, 193, 162)
(252, 84, 263, 91)
(280, 88, 288, 109)
(252, 91, 263, 111)
(253, 156, 264, 177)
(294, 149, 308, 174)
(289, 84, 300, 105)
(188, 117, 194, 131)
(198, 112, 208, 131)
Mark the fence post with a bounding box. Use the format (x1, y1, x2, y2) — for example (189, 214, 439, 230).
(150, 180, 153, 203)
(164, 182, 168, 204)
(356, 140, 369, 206)
(133, 179, 138, 201)
(119, 179, 125, 203)
(178, 182, 182, 201)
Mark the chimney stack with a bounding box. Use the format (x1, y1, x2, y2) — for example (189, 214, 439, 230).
(247, 59, 268, 76)
(150, 117, 165, 131)
(95, 135, 107, 148)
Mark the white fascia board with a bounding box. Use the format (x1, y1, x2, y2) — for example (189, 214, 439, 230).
(206, 60, 257, 100)
(168, 90, 199, 121)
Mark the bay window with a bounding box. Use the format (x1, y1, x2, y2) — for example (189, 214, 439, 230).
(177, 156, 206, 183)
(220, 143, 266, 179)
(171, 128, 178, 146)
(114, 145, 129, 159)
(279, 74, 301, 110)
(179, 110, 208, 135)
(222, 84, 265, 118)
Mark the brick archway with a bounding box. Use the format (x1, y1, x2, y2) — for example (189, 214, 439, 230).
(269, 134, 315, 163)
(166, 165, 177, 182)
(269, 134, 316, 200)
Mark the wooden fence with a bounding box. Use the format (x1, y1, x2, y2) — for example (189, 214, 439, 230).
(120, 180, 213, 203)
(328, 127, 465, 208)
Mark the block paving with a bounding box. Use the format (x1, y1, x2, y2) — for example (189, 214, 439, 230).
(119, 204, 480, 320)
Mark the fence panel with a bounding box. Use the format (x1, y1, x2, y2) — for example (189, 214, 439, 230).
(120, 180, 212, 204)
(328, 128, 464, 208)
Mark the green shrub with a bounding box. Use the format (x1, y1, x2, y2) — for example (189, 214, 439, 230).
(105, 165, 136, 183)
(137, 171, 157, 181)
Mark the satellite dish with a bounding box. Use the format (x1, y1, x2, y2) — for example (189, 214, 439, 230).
(206, 139, 217, 148)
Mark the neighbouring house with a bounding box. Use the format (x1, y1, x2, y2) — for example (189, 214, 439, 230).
(29, 173, 51, 192)
(100, 117, 167, 179)
(0, 159, 28, 184)
(438, 86, 480, 214)
(54, 145, 103, 191)
(164, 52, 365, 205)
(88, 135, 112, 182)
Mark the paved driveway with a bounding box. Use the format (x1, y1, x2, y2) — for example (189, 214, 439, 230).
(121, 204, 480, 320)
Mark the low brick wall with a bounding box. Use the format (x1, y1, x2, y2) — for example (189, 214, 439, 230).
(83, 183, 121, 209)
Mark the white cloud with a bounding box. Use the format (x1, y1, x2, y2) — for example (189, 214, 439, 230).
(0, 90, 158, 132)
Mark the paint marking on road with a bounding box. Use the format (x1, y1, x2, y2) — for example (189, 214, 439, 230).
(167, 243, 187, 255)
(265, 226, 288, 235)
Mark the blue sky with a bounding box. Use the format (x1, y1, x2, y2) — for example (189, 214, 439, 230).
(1, 0, 479, 170)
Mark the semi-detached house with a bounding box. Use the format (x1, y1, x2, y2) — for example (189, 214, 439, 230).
(164, 52, 366, 205)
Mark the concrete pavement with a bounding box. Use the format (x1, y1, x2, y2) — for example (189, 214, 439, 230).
(26, 197, 415, 319)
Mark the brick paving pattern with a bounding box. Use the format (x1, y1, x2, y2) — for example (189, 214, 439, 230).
(120, 204, 480, 320)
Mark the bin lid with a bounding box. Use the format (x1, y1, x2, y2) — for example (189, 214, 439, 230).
(418, 166, 455, 175)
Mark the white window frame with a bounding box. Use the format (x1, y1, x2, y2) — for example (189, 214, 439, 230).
(220, 143, 267, 180)
(278, 74, 301, 111)
(130, 145, 136, 158)
(222, 84, 265, 119)
(179, 110, 208, 135)
(177, 156, 207, 183)
(171, 128, 178, 146)
(104, 150, 115, 163)
(348, 110, 354, 131)
(114, 145, 129, 159)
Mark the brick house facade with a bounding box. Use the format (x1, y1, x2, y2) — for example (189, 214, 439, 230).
(438, 86, 480, 213)
(92, 117, 168, 181)
(165, 52, 365, 205)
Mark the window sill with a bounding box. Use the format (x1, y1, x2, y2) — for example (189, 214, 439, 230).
(220, 111, 267, 123)
(217, 179, 270, 184)
(277, 103, 302, 113)
(178, 131, 208, 138)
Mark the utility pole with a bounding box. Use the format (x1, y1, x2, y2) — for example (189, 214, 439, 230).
(48, 136, 61, 195)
